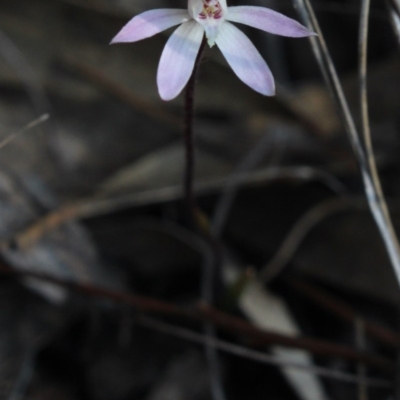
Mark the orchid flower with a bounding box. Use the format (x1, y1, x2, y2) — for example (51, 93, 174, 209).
(111, 0, 315, 101)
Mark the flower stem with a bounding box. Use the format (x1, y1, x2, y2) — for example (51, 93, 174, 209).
(183, 37, 207, 228)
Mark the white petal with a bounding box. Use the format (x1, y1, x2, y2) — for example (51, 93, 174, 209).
(188, 0, 204, 19)
(226, 6, 315, 37)
(157, 21, 204, 101)
(111, 9, 190, 44)
(215, 22, 275, 96)
(203, 18, 223, 47)
(219, 0, 228, 13)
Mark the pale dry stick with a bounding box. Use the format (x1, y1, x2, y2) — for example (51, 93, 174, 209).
(358, 0, 400, 284)
(0, 166, 346, 251)
(386, 0, 400, 46)
(259, 198, 358, 283)
(0, 114, 49, 150)
(137, 315, 391, 389)
(293, 0, 400, 288)
(388, 0, 400, 16)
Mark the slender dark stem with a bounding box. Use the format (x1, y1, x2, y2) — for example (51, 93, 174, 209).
(183, 37, 225, 400)
(183, 37, 207, 227)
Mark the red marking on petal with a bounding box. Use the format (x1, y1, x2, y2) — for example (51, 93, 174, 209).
(199, 0, 224, 20)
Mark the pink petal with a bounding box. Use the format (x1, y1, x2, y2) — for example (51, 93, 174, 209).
(226, 6, 316, 37)
(111, 9, 190, 44)
(157, 21, 204, 101)
(215, 22, 275, 96)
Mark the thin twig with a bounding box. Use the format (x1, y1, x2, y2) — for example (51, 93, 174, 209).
(137, 315, 391, 388)
(287, 278, 400, 349)
(259, 198, 355, 283)
(199, 304, 393, 371)
(0, 262, 393, 372)
(358, 0, 400, 284)
(293, 0, 400, 289)
(0, 166, 348, 251)
(0, 114, 50, 150)
(203, 323, 226, 400)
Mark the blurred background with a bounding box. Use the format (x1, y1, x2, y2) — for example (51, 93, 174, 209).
(0, 0, 400, 399)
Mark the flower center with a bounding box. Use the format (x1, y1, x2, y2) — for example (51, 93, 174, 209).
(188, 0, 227, 46)
(198, 0, 223, 20)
